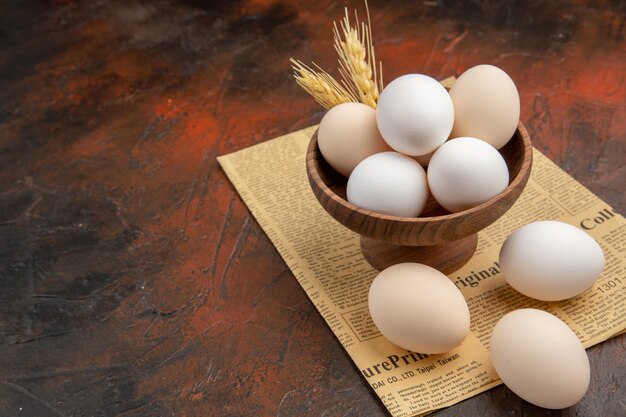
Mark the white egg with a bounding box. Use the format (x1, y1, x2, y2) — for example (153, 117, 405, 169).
(490, 309, 590, 409)
(376, 74, 454, 156)
(427, 137, 509, 213)
(449, 64, 520, 149)
(368, 263, 470, 354)
(499, 221, 605, 301)
(318, 102, 391, 177)
(347, 152, 428, 217)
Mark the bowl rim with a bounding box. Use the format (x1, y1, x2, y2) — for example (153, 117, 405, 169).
(306, 121, 533, 224)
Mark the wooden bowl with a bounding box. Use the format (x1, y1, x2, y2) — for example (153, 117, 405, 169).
(306, 123, 533, 273)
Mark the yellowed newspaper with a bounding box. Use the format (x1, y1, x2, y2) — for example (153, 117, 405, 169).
(217, 126, 625, 417)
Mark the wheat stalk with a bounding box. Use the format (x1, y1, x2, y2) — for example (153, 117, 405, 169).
(291, 0, 383, 109)
(290, 58, 357, 110)
(333, 2, 382, 108)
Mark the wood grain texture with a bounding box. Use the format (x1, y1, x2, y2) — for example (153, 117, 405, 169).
(306, 123, 531, 271)
(0, 1, 623, 417)
(307, 123, 532, 246)
(360, 234, 478, 273)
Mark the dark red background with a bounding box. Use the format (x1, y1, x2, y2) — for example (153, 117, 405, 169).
(0, 1, 624, 416)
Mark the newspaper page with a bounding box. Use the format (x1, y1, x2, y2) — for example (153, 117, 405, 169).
(217, 126, 625, 416)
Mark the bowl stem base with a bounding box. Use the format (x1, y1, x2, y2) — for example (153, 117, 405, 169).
(360, 234, 478, 274)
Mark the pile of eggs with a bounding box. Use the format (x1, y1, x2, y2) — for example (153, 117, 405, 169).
(367, 220, 605, 410)
(318, 64, 520, 215)
(317, 64, 608, 410)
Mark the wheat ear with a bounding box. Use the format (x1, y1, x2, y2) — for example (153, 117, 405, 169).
(290, 58, 357, 110)
(333, 2, 382, 108)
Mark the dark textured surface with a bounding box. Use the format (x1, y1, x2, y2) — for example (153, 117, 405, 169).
(0, 1, 624, 416)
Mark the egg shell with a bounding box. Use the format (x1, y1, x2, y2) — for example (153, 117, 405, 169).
(449, 64, 520, 149)
(317, 102, 391, 177)
(368, 263, 470, 354)
(376, 74, 454, 156)
(347, 152, 429, 217)
(490, 309, 590, 409)
(499, 221, 605, 301)
(427, 137, 509, 213)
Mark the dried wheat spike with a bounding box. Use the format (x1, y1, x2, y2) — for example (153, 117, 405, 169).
(291, 58, 357, 110)
(333, 3, 382, 108)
